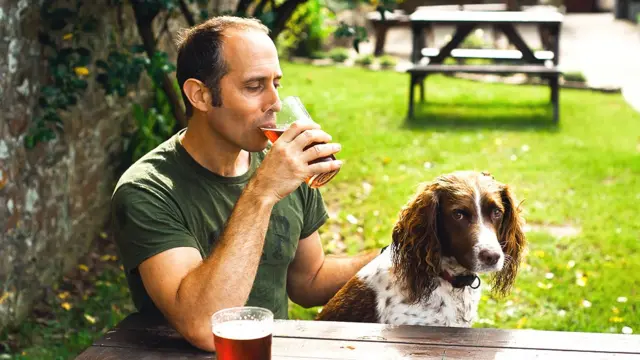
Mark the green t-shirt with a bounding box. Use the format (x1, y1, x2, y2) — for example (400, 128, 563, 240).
(110, 129, 329, 319)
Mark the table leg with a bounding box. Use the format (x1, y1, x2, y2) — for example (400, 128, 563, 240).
(408, 74, 416, 119)
(496, 23, 539, 64)
(550, 75, 559, 123)
(411, 24, 422, 64)
(430, 24, 475, 64)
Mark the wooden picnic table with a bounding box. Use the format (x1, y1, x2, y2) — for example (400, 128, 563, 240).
(76, 312, 640, 359)
(406, 9, 563, 122)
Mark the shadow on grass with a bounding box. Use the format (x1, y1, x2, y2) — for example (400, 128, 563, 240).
(404, 100, 560, 132)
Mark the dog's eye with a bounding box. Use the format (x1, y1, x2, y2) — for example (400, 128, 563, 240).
(492, 208, 503, 219)
(453, 210, 465, 221)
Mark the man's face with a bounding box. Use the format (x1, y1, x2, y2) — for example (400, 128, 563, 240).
(206, 29, 282, 152)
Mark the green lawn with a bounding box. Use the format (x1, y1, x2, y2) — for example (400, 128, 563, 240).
(2, 62, 639, 359)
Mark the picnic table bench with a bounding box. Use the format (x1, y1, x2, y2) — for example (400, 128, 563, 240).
(76, 312, 640, 359)
(406, 9, 563, 123)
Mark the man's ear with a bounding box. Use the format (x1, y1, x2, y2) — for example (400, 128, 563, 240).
(183, 78, 212, 113)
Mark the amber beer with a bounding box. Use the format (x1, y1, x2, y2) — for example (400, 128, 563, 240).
(211, 307, 273, 360)
(213, 320, 272, 360)
(261, 127, 340, 188)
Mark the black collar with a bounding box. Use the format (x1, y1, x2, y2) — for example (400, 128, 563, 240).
(440, 271, 481, 289)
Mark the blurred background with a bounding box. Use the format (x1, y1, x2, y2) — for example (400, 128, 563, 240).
(1, 0, 639, 358)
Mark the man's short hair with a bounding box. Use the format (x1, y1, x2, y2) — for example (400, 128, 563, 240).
(176, 16, 270, 118)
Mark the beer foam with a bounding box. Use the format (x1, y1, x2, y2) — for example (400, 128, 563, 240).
(213, 320, 272, 340)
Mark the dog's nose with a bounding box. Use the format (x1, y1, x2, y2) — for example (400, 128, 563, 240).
(479, 249, 500, 266)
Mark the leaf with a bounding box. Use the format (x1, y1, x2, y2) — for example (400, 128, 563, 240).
(84, 314, 97, 324)
(130, 44, 146, 54)
(132, 104, 147, 128)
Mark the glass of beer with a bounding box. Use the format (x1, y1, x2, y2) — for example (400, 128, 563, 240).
(260, 96, 340, 188)
(211, 306, 273, 360)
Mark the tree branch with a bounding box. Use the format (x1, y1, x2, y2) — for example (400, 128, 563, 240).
(271, 0, 308, 40)
(253, 0, 270, 18)
(130, 0, 187, 129)
(178, 0, 196, 26)
(236, 0, 254, 16)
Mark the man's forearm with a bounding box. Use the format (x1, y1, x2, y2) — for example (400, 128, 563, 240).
(301, 250, 380, 307)
(173, 182, 274, 339)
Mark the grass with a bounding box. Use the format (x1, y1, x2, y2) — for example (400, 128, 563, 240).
(2, 62, 639, 359)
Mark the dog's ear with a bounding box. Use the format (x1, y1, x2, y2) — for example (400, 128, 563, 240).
(491, 184, 526, 296)
(391, 182, 441, 304)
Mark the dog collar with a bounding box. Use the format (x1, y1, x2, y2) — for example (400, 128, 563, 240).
(440, 271, 481, 289)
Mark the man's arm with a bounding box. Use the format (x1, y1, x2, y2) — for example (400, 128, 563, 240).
(133, 121, 342, 352)
(287, 231, 379, 308)
(138, 183, 274, 352)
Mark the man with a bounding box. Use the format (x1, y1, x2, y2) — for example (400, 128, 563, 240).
(111, 16, 380, 352)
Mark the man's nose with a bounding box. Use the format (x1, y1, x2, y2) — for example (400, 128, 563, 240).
(264, 88, 281, 113)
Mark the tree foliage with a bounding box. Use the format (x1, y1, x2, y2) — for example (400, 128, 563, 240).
(28, 0, 396, 161)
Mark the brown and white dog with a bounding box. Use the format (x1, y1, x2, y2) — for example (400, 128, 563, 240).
(316, 171, 526, 327)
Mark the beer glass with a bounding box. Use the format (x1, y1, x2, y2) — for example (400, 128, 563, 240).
(260, 96, 340, 188)
(211, 306, 273, 360)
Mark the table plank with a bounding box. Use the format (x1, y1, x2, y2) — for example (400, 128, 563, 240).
(409, 10, 563, 25)
(75, 345, 337, 360)
(79, 337, 640, 360)
(274, 320, 640, 355)
(76, 346, 212, 360)
(92, 314, 640, 357)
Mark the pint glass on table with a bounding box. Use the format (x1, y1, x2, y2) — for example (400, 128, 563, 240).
(211, 306, 273, 360)
(260, 96, 340, 189)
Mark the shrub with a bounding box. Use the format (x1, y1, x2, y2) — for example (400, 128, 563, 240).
(329, 47, 350, 63)
(355, 54, 374, 66)
(378, 55, 398, 69)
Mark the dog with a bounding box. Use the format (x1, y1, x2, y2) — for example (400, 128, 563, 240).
(316, 171, 526, 327)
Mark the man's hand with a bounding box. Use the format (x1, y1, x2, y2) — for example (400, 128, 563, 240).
(252, 121, 343, 203)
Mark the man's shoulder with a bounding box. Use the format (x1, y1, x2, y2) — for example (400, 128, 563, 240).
(113, 134, 181, 199)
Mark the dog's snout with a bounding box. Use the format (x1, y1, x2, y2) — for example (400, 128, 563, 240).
(479, 249, 500, 266)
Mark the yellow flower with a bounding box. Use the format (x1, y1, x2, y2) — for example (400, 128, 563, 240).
(609, 316, 624, 323)
(0, 292, 10, 305)
(61, 302, 72, 310)
(100, 254, 111, 261)
(63, 33, 73, 40)
(576, 276, 587, 287)
(534, 250, 545, 258)
(74, 67, 89, 76)
(537, 282, 553, 290)
(78, 264, 89, 272)
(612, 306, 620, 314)
(58, 291, 70, 300)
(516, 317, 528, 329)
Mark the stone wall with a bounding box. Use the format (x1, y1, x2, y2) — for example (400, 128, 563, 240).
(0, 0, 144, 332)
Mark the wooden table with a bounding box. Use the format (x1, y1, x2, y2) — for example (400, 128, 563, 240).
(406, 9, 563, 122)
(76, 312, 640, 359)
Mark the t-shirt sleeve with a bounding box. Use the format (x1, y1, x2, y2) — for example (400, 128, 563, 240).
(111, 184, 199, 273)
(300, 186, 330, 239)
